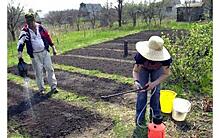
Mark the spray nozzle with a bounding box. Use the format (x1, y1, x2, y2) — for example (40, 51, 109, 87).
(152, 115, 163, 124)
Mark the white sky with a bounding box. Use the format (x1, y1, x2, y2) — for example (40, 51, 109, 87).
(10, 0, 196, 17)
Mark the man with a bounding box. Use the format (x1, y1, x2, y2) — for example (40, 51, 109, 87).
(132, 36, 172, 137)
(17, 13, 58, 94)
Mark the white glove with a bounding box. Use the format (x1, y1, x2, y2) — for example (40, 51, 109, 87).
(134, 80, 142, 90)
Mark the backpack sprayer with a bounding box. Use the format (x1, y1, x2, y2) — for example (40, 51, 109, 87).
(100, 86, 165, 138)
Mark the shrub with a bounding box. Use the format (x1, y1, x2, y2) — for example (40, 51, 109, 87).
(162, 22, 213, 96)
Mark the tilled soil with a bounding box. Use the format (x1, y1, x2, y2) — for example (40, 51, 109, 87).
(52, 55, 134, 77)
(8, 66, 136, 108)
(90, 43, 136, 51)
(100, 29, 188, 44)
(63, 47, 136, 61)
(52, 29, 188, 78)
(8, 81, 113, 138)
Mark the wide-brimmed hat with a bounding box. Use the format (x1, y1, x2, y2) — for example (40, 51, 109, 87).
(135, 36, 171, 61)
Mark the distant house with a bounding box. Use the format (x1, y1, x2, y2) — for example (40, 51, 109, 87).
(79, 3, 102, 20)
(164, 0, 181, 19)
(176, 2, 204, 22)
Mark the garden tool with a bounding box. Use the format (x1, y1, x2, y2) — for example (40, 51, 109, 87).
(136, 87, 166, 138)
(100, 85, 149, 99)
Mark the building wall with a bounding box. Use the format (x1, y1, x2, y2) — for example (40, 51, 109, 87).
(177, 7, 203, 22)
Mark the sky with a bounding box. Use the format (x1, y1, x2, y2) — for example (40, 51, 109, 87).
(10, 0, 200, 17)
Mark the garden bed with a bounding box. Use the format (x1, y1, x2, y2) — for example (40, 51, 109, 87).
(8, 81, 113, 137)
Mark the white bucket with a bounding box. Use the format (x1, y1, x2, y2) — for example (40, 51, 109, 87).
(172, 98, 191, 121)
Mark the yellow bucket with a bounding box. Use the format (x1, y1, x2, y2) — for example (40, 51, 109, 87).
(160, 90, 177, 113)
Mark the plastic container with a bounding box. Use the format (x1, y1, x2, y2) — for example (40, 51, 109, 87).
(172, 98, 191, 121)
(160, 90, 177, 113)
(148, 122, 165, 138)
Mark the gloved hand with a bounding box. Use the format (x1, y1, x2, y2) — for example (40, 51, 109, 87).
(52, 46, 57, 55)
(18, 51, 22, 59)
(134, 80, 142, 90)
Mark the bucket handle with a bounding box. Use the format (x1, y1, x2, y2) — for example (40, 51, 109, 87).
(187, 102, 191, 112)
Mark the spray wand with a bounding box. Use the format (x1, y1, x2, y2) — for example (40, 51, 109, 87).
(100, 85, 149, 99)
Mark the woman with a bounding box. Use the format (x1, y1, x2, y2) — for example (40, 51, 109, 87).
(133, 36, 172, 127)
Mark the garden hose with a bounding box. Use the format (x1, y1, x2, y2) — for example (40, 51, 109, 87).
(136, 87, 157, 128)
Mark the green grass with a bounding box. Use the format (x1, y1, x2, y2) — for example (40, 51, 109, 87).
(8, 118, 31, 138)
(54, 64, 133, 85)
(7, 20, 203, 67)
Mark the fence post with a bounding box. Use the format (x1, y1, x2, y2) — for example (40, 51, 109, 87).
(124, 40, 128, 58)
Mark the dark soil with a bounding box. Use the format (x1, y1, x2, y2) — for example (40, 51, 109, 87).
(8, 81, 113, 138)
(63, 48, 136, 61)
(98, 29, 188, 44)
(8, 66, 136, 108)
(52, 55, 134, 77)
(90, 43, 136, 51)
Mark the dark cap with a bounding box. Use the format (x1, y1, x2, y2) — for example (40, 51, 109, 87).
(25, 13, 35, 21)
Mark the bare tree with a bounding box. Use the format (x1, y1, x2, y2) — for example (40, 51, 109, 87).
(100, 0, 111, 27)
(106, 3, 118, 28)
(76, 13, 81, 31)
(156, 0, 169, 26)
(148, 0, 156, 26)
(44, 11, 65, 26)
(139, 0, 156, 27)
(89, 6, 101, 29)
(7, 1, 24, 41)
(115, 0, 123, 27)
(124, 2, 139, 27)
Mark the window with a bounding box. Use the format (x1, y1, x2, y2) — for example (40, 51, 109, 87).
(166, 7, 172, 12)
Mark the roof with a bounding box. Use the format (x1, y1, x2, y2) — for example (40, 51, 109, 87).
(176, 2, 203, 8)
(167, 0, 181, 6)
(80, 3, 102, 13)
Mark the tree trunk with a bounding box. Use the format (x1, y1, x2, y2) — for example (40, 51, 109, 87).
(159, 17, 162, 26)
(118, 1, 123, 27)
(118, 9, 122, 27)
(11, 30, 16, 41)
(132, 14, 136, 27)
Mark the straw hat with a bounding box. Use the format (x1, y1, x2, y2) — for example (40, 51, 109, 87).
(135, 36, 171, 61)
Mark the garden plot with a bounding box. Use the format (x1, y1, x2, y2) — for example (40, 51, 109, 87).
(52, 55, 134, 77)
(90, 43, 136, 51)
(8, 81, 113, 138)
(60, 29, 187, 68)
(8, 66, 136, 108)
(107, 29, 187, 44)
(62, 47, 136, 61)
